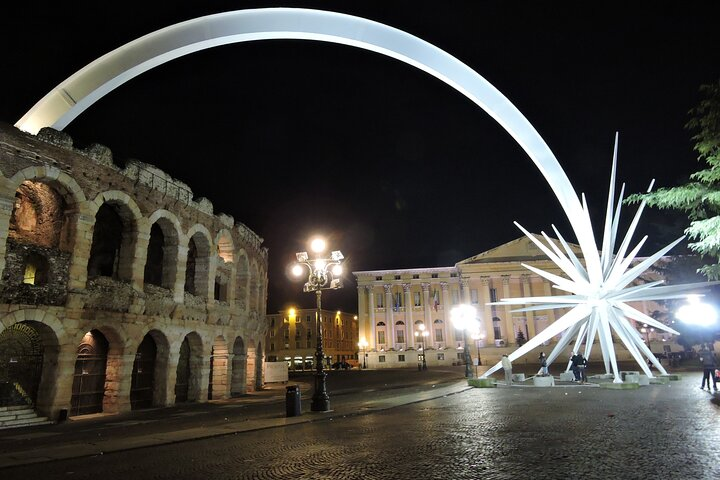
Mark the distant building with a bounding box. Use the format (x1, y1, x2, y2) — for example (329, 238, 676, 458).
(265, 308, 359, 370)
(354, 235, 674, 369)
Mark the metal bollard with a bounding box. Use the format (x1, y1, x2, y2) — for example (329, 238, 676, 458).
(285, 385, 301, 417)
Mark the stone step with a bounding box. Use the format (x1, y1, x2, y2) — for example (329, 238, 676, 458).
(0, 404, 32, 413)
(0, 408, 35, 419)
(0, 416, 53, 430)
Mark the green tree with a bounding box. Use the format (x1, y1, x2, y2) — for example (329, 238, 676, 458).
(515, 329, 526, 346)
(626, 80, 720, 279)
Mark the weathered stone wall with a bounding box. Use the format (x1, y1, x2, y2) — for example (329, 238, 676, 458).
(0, 122, 270, 420)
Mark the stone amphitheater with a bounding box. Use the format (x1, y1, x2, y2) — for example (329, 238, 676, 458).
(0, 122, 269, 427)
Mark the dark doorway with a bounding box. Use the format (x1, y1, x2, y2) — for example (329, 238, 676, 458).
(70, 330, 109, 416)
(130, 334, 157, 410)
(0, 323, 43, 407)
(175, 337, 190, 403)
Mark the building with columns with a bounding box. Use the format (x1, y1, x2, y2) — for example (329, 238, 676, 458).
(265, 308, 359, 370)
(353, 235, 671, 369)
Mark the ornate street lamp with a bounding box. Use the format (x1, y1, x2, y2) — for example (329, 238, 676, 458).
(414, 324, 429, 370)
(292, 237, 343, 412)
(358, 339, 368, 369)
(451, 304, 478, 379)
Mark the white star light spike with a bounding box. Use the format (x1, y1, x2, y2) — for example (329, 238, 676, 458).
(482, 134, 714, 383)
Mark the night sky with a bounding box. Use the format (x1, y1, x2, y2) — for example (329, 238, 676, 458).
(2, 1, 718, 313)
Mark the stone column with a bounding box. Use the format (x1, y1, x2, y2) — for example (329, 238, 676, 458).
(421, 283, 431, 343)
(174, 240, 189, 303)
(403, 283, 413, 348)
(502, 275, 514, 344)
(128, 218, 151, 292)
(543, 280, 558, 324)
(66, 203, 96, 291)
(367, 286, 376, 349)
(357, 286, 368, 345)
(0, 187, 14, 279)
(440, 282, 450, 347)
(480, 277, 494, 341)
(521, 274, 536, 339)
(384, 284, 394, 348)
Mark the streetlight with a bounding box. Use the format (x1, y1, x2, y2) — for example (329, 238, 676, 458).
(451, 304, 478, 378)
(292, 237, 343, 412)
(471, 331, 485, 377)
(414, 324, 429, 370)
(358, 339, 368, 369)
(676, 295, 718, 326)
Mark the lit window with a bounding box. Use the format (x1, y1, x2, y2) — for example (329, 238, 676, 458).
(23, 263, 37, 285)
(438, 353, 445, 361)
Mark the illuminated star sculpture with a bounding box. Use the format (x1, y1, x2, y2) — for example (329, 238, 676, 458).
(482, 136, 712, 383)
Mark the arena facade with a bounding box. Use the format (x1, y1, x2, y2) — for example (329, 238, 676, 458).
(0, 123, 268, 424)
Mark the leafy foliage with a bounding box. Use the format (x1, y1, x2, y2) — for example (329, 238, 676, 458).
(515, 329, 526, 346)
(626, 80, 720, 279)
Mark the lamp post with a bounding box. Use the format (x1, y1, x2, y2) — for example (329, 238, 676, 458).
(358, 339, 368, 369)
(471, 332, 485, 377)
(292, 237, 343, 412)
(414, 324, 429, 370)
(451, 304, 478, 378)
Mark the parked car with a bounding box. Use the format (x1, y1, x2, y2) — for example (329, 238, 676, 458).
(331, 361, 352, 370)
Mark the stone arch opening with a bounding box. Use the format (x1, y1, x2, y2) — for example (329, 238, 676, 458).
(230, 336, 246, 397)
(70, 329, 109, 416)
(87, 202, 136, 281)
(235, 250, 249, 309)
(185, 231, 211, 298)
(144, 217, 180, 290)
(130, 329, 169, 410)
(175, 332, 203, 403)
(0, 320, 60, 416)
(208, 335, 228, 400)
(2, 180, 73, 305)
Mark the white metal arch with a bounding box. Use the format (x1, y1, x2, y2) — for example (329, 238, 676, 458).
(16, 7, 599, 267)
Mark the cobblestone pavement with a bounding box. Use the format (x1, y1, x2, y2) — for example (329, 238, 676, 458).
(2, 372, 718, 480)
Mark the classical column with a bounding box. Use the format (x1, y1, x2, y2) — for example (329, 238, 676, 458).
(357, 286, 368, 346)
(480, 277, 494, 341)
(367, 286, 376, 349)
(459, 278, 471, 348)
(440, 282, 450, 347)
(403, 283, 413, 348)
(521, 274, 536, 339)
(543, 279, 558, 324)
(421, 283, 431, 343)
(502, 275, 514, 344)
(384, 284, 394, 348)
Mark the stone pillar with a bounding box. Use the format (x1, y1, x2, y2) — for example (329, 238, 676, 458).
(0, 184, 14, 279)
(173, 240, 189, 303)
(357, 286, 368, 344)
(36, 342, 76, 420)
(440, 282, 451, 346)
(543, 280, 558, 324)
(128, 219, 151, 292)
(502, 275, 514, 344)
(521, 274, 536, 339)
(230, 352, 247, 397)
(422, 283, 431, 341)
(403, 283, 413, 348)
(367, 286, 376, 349)
(384, 284, 394, 348)
(66, 204, 96, 291)
(115, 353, 138, 412)
(480, 277, 494, 342)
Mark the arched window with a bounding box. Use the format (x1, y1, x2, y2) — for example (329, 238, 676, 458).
(22, 253, 49, 285)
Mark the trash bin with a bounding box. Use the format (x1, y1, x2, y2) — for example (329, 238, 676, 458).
(286, 385, 301, 417)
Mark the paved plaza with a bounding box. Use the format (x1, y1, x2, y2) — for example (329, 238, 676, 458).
(1, 369, 718, 479)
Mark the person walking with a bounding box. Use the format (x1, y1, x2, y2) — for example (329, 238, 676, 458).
(501, 354, 513, 386)
(570, 351, 583, 381)
(699, 345, 718, 391)
(539, 352, 549, 376)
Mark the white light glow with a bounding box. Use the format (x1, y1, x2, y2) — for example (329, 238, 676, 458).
(291, 264, 303, 277)
(676, 296, 717, 326)
(451, 305, 478, 331)
(311, 238, 326, 253)
(332, 264, 342, 276)
(314, 259, 326, 271)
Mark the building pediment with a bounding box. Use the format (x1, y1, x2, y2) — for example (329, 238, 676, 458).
(456, 234, 583, 265)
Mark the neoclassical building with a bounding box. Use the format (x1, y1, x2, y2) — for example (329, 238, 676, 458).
(354, 235, 668, 369)
(0, 123, 268, 426)
(265, 308, 358, 370)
